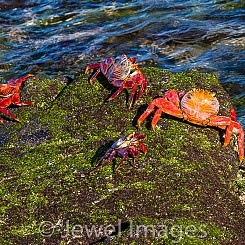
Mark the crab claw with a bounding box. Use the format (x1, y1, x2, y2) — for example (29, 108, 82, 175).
(133, 133, 147, 149)
(133, 132, 146, 139)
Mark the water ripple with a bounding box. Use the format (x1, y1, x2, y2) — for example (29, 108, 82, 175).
(0, 0, 244, 125)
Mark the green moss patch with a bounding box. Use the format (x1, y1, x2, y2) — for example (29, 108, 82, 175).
(0, 68, 244, 244)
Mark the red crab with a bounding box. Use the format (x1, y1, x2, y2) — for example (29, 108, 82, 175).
(0, 74, 35, 124)
(137, 88, 244, 163)
(85, 54, 148, 108)
(88, 132, 147, 174)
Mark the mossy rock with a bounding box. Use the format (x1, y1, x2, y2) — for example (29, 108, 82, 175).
(0, 67, 244, 244)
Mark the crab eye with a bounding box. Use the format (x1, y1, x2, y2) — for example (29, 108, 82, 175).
(129, 57, 136, 63)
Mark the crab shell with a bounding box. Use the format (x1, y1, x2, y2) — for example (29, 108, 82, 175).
(103, 54, 136, 82)
(111, 132, 146, 149)
(181, 89, 220, 124)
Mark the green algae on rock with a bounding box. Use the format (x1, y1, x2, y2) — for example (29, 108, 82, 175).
(0, 68, 244, 244)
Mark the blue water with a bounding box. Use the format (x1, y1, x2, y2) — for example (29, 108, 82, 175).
(0, 0, 244, 126)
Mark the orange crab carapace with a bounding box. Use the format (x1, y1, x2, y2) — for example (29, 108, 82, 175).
(138, 89, 244, 163)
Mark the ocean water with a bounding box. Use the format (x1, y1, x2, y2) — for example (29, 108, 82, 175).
(0, 0, 244, 126)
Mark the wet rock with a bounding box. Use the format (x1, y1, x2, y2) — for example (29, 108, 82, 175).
(0, 67, 244, 244)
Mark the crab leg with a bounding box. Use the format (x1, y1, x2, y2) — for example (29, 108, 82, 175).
(11, 93, 34, 106)
(131, 148, 138, 167)
(16, 73, 34, 83)
(138, 102, 155, 128)
(237, 129, 244, 163)
(163, 89, 181, 107)
(129, 71, 148, 107)
(0, 97, 20, 122)
(88, 69, 101, 85)
(129, 84, 137, 108)
(85, 58, 114, 84)
(94, 149, 113, 167)
(135, 80, 148, 103)
(230, 107, 237, 121)
(0, 108, 20, 123)
(0, 97, 12, 108)
(108, 84, 125, 101)
(151, 108, 163, 130)
(222, 120, 242, 147)
(138, 98, 183, 129)
(115, 150, 130, 172)
(223, 121, 244, 163)
(116, 147, 140, 172)
(224, 121, 244, 163)
(85, 64, 102, 85)
(154, 99, 187, 118)
(139, 142, 147, 154)
(88, 151, 116, 174)
(85, 63, 101, 74)
(13, 101, 34, 106)
(226, 107, 244, 163)
(138, 90, 183, 128)
(209, 115, 244, 163)
(7, 73, 34, 86)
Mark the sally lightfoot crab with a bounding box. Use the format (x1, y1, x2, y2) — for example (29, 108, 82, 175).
(85, 54, 148, 108)
(0, 74, 35, 123)
(138, 89, 244, 163)
(88, 132, 147, 174)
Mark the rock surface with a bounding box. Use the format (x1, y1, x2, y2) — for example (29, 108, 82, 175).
(0, 67, 244, 244)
